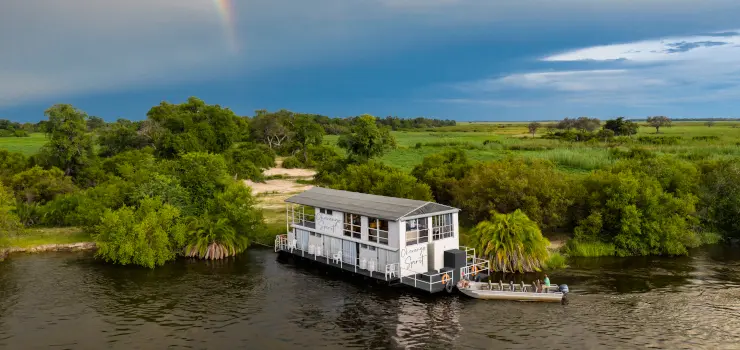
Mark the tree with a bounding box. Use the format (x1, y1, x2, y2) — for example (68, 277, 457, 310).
(604, 117, 639, 136)
(97, 120, 151, 157)
(11, 166, 77, 204)
(0, 150, 28, 184)
(249, 109, 292, 150)
(1, 183, 23, 248)
(41, 104, 95, 177)
(527, 122, 541, 138)
(646, 116, 671, 133)
(705, 120, 716, 127)
(169, 152, 230, 212)
(411, 150, 472, 204)
(224, 143, 276, 181)
(337, 114, 396, 161)
(574, 117, 601, 132)
(699, 160, 740, 239)
(91, 197, 187, 268)
(572, 169, 700, 256)
(184, 183, 265, 259)
(289, 114, 324, 163)
(469, 209, 550, 272)
(453, 158, 573, 231)
(146, 97, 239, 158)
(328, 161, 433, 201)
(86, 116, 106, 131)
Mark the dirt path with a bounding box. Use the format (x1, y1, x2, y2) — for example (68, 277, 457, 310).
(244, 158, 315, 210)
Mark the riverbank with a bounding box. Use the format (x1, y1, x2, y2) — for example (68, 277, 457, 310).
(0, 227, 95, 261)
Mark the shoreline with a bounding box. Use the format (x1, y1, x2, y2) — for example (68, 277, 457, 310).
(1, 242, 97, 261)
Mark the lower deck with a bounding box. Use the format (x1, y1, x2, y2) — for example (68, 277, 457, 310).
(275, 234, 491, 294)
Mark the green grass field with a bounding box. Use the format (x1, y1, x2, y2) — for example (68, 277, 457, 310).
(4, 122, 740, 173)
(9, 227, 90, 248)
(325, 121, 740, 172)
(0, 133, 47, 155)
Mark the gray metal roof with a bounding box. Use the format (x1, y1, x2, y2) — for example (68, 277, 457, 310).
(285, 187, 459, 221)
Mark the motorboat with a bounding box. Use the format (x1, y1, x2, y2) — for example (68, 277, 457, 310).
(457, 280, 569, 303)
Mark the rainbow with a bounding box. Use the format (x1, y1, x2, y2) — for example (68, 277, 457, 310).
(213, 0, 238, 51)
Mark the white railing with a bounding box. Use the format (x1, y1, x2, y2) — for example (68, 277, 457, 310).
(276, 237, 401, 280)
(274, 234, 288, 252)
(398, 266, 455, 293)
(461, 257, 490, 280)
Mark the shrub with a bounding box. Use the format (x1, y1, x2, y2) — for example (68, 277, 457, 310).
(282, 156, 304, 169)
(469, 210, 550, 272)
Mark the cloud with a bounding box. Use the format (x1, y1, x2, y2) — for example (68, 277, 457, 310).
(453, 30, 740, 107)
(0, 0, 233, 107)
(4, 0, 740, 109)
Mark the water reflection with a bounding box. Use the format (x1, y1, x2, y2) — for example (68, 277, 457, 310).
(1, 247, 740, 349)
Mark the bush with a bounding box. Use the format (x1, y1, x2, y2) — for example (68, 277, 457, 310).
(92, 197, 187, 268)
(544, 252, 567, 270)
(565, 240, 616, 257)
(637, 135, 681, 145)
(282, 156, 304, 169)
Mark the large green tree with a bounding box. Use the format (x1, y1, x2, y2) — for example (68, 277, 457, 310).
(453, 158, 573, 231)
(337, 114, 396, 161)
(329, 161, 432, 201)
(289, 114, 325, 163)
(411, 149, 472, 205)
(92, 197, 187, 268)
(41, 104, 95, 177)
(646, 116, 671, 133)
(699, 160, 740, 239)
(469, 209, 550, 273)
(572, 169, 700, 256)
(146, 97, 238, 158)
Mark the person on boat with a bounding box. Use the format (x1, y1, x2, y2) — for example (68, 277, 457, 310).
(543, 274, 551, 293)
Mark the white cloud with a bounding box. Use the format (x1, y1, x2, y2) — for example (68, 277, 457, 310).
(454, 30, 740, 107)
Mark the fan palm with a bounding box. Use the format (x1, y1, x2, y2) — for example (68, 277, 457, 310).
(184, 215, 249, 260)
(469, 209, 550, 273)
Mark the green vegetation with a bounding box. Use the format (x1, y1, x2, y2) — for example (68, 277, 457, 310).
(468, 210, 551, 273)
(3, 105, 740, 272)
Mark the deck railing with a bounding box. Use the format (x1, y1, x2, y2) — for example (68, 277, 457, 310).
(398, 267, 455, 293)
(275, 235, 401, 280)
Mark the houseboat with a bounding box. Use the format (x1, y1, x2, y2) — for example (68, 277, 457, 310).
(274, 187, 491, 293)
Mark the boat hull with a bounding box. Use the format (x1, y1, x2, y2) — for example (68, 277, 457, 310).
(458, 282, 564, 302)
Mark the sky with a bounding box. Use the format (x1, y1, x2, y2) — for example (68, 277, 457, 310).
(2, 0, 740, 122)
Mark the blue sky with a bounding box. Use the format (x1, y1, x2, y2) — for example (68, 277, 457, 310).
(2, 0, 740, 122)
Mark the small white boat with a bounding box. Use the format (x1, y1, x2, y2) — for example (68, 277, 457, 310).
(457, 281, 568, 303)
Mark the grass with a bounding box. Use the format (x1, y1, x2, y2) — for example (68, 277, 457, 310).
(0, 133, 46, 155)
(9, 227, 91, 248)
(565, 240, 616, 257)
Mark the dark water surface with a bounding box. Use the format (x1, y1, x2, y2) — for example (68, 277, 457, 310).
(1, 247, 740, 350)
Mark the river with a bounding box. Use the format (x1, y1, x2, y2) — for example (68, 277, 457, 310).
(1, 246, 739, 349)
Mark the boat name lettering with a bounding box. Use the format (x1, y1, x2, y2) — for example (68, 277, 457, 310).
(316, 213, 341, 234)
(400, 246, 426, 271)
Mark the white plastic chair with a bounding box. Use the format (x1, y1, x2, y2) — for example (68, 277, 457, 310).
(385, 264, 397, 279)
(288, 239, 297, 252)
(360, 258, 367, 270)
(332, 251, 342, 264)
(308, 244, 315, 255)
(315, 245, 323, 257)
(368, 260, 376, 274)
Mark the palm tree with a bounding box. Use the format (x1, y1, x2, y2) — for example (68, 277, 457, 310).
(469, 209, 550, 273)
(184, 215, 249, 260)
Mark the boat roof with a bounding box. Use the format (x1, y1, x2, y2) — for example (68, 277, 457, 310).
(285, 187, 459, 221)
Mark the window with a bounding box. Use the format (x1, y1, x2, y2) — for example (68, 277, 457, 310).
(368, 218, 389, 245)
(319, 208, 333, 215)
(343, 213, 361, 239)
(405, 218, 428, 245)
(432, 213, 454, 240)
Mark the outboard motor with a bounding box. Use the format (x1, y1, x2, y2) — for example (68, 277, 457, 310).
(559, 284, 570, 305)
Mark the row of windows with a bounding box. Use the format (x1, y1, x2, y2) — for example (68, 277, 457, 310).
(315, 208, 452, 247)
(406, 213, 454, 246)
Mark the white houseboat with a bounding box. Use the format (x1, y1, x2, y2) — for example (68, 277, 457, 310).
(274, 187, 491, 293)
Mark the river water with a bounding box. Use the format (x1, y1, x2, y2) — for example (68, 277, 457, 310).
(1, 246, 739, 350)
